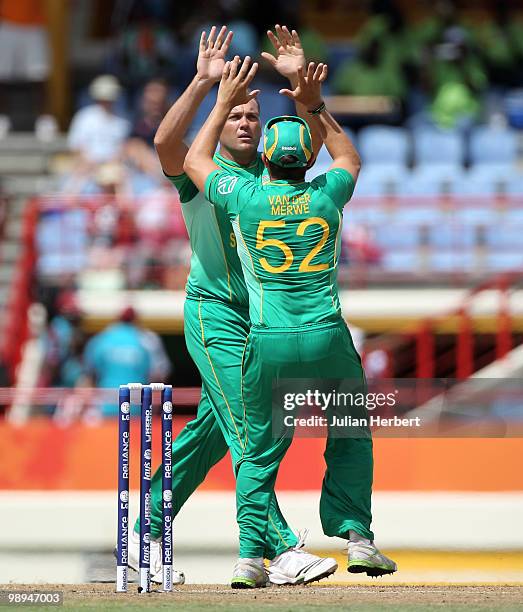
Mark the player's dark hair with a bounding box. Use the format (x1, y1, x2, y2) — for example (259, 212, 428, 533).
(267, 158, 307, 181)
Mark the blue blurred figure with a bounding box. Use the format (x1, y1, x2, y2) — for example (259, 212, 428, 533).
(84, 307, 152, 416)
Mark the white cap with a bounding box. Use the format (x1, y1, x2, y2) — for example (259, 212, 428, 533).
(89, 75, 121, 102)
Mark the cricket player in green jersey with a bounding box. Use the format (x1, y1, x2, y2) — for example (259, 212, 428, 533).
(184, 56, 397, 587)
(127, 26, 337, 586)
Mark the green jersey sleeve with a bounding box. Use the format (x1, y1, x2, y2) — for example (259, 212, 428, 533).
(204, 169, 257, 216)
(165, 172, 199, 203)
(311, 168, 355, 211)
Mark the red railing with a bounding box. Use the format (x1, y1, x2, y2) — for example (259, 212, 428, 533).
(415, 273, 521, 379)
(1, 198, 38, 380)
(362, 273, 522, 380)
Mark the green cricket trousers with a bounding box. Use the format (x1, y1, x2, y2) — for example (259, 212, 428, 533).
(236, 318, 374, 558)
(136, 296, 298, 558)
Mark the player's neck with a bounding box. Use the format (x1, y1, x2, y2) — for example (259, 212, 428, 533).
(218, 147, 257, 167)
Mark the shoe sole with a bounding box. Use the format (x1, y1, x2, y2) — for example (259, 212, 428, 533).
(231, 579, 266, 589)
(304, 564, 338, 585)
(348, 562, 396, 577)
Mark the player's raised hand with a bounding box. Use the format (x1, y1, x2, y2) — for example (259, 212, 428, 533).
(279, 62, 328, 110)
(262, 25, 306, 80)
(197, 25, 234, 83)
(217, 56, 260, 108)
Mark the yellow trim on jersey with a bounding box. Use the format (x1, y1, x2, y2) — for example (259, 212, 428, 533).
(299, 124, 312, 161)
(330, 210, 342, 312)
(198, 298, 244, 449)
(268, 514, 291, 549)
(235, 216, 264, 324)
(239, 334, 250, 459)
(211, 206, 233, 302)
(265, 124, 279, 160)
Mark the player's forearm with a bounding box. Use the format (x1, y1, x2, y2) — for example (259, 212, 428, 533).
(312, 108, 361, 178)
(154, 76, 214, 176)
(184, 101, 228, 191)
(289, 74, 323, 156)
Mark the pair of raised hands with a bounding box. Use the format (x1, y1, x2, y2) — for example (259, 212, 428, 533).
(197, 24, 328, 111)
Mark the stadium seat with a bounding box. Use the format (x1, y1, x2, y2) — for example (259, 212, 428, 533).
(428, 250, 477, 272)
(354, 164, 408, 196)
(413, 128, 465, 166)
(469, 127, 518, 166)
(504, 90, 523, 129)
(453, 207, 501, 225)
(455, 165, 517, 196)
(485, 252, 523, 271)
(381, 250, 419, 271)
(373, 224, 420, 248)
(484, 225, 523, 248)
(345, 205, 389, 225)
(401, 165, 465, 195)
(427, 225, 477, 249)
(504, 208, 523, 224)
(393, 206, 445, 225)
(506, 175, 523, 195)
(36, 209, 89, 276)
(358, 126, 409, 166)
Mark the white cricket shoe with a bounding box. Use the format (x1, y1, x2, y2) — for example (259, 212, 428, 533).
(231, 558, 269, 589)
(346, 530, 397, 577)
(127, 529, 185, 585)
(268, 530, 338, 585)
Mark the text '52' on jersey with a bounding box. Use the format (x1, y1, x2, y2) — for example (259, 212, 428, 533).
(205, 167, 355, 328)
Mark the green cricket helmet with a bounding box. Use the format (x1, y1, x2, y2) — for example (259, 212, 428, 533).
(263, 115, 313, 168)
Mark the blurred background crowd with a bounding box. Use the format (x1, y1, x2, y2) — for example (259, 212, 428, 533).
(1, 0, 523, 418)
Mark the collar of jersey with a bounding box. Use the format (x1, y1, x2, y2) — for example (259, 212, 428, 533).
(264, 179, 308, 186)
(214, 151, 260, 170)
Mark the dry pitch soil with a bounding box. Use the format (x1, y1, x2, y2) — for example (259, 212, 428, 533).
(1, 583, 523, 611)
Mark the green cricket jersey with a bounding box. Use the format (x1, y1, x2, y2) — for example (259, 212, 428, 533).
(205, 167, 355, 328)
(167, 152, 268, 306)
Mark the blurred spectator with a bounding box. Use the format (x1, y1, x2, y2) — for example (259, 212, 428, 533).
(471, 3, 523, 89)
(63, 76, 131, 194)
(342, 225, 383, 266)
(79, 177, 136, 291)
(124, 78, 170, 179)
(129, 79, 170, 148)
(83, 307, 153, 416)
(299, 29, 328, 64)
(0, 0, 49, 81)
(36, 203, 89, 278)
(332, 0, 408, 103)
(67, 75, 130, 166)
(409, 0, 467, 53)
(42, 292, 86, 388)
(109, 4, 178, 90)
(332, 38, 407, 102)
(412, 1, 487, 129)
(355, 1, 413, 75)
